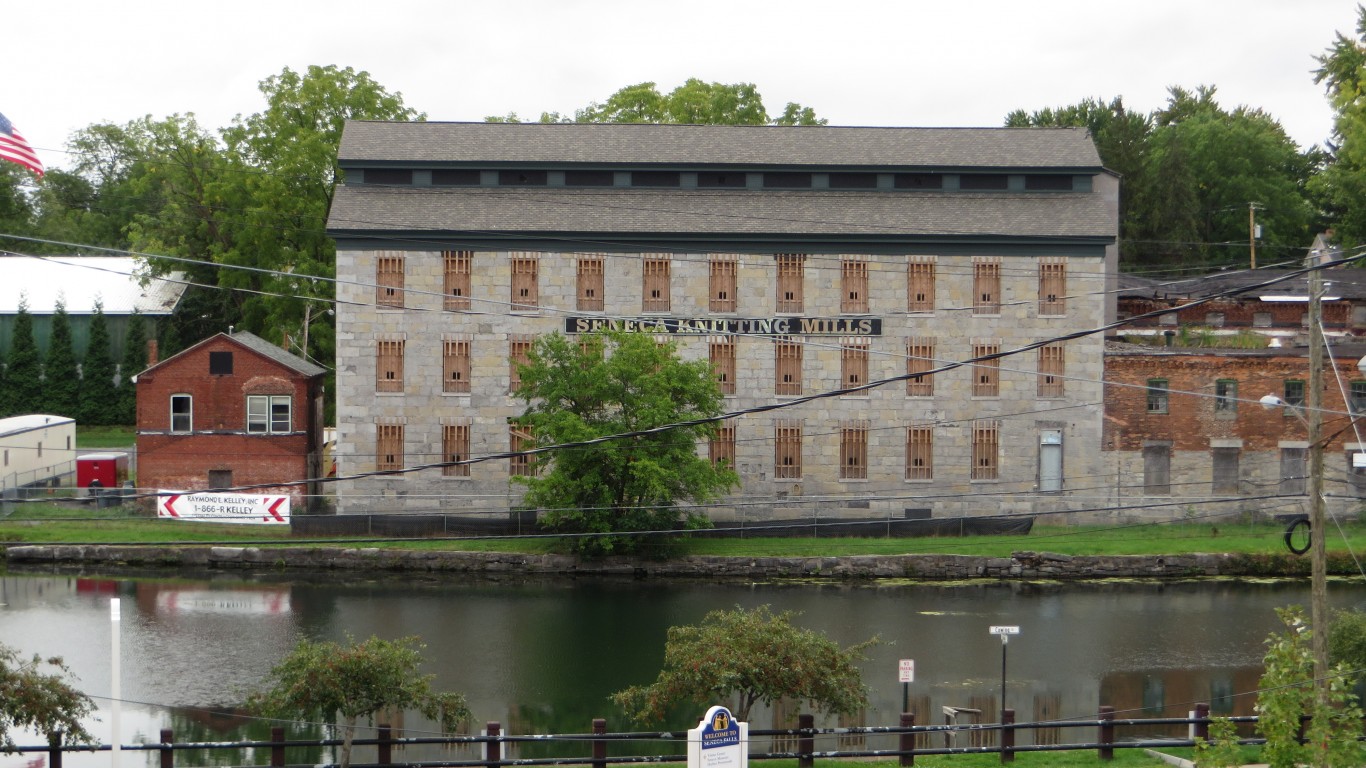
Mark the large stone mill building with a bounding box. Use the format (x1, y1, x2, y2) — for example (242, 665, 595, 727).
(326, 122, 1118, 522)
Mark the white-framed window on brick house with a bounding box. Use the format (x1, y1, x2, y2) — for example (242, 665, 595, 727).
(710, 255, 738, 312)
(643, 255, 671, 312)
(1143, 442, 1171, 495)
(1038, 258, 1066, 316)
(907, 256, 936, 313)
(443, 250, 472, 311)
(839, 421, 869, 480)
(442, 420, 471, 477)
(376, 421, 404, 472)
(170, 394, 193, 433)
(509, 335, 534, 394)
(509, 421, 534, 477)
(247, 395, 292, 434)
(970, 419, 1000, 481)
(1351, 381, 1366, 416)
(710, 421, 736, 469)
(710, 336, 736, 395)
(1214, 379, 1237, 416)
(775, 420, 803, 479)
(376, 339, 404, 393)
(906, 426, 933, 480)
(443, 336, 471, 393)
(841, 256, 869, 313)
(1147, 379, 1169, 414)
(907, 338, 935, 397)
(841, 338, 870, 391)
(1037, 343, 1065, 398)
(376, 253, 404, 308)
(776, 254, 805, 313)
(973, 257, 1002, 315)
(510, 253, 539, 311)
(971, 340, 1000, 397)
(577, 256, 605, 311)
(775, 337, 803, 395)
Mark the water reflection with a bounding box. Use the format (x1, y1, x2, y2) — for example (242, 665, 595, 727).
(1, 572, 1360, 767)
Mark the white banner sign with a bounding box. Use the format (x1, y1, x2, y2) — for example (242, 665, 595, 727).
(157, 491, 290, 524)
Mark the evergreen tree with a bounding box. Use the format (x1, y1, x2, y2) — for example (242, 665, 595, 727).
(116, 311, 147, 425)
(1, 298, 43, 416)
(44, 298, 80, 418)
(78, 301, 117, 426)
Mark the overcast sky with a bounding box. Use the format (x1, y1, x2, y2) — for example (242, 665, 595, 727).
(10, 1, 1361, 172)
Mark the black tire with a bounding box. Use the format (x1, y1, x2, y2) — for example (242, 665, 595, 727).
(1284, 517, 1311, 555)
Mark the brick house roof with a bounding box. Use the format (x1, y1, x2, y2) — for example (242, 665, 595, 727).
(141, 330, 325, 379)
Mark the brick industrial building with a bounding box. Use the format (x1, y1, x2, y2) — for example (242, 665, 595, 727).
(325, 122, 1120, 521)
(135, 330, 326, 507)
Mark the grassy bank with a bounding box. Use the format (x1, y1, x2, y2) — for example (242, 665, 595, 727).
(75, 425, 135, 448)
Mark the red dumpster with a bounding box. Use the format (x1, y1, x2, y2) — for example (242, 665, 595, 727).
(77, 452, 130, 490)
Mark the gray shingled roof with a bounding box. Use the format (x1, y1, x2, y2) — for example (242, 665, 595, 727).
(230, 331, 327, 378)
(337, 121, 1104, 170)
(1118, 268, 1366, 301)
(328, 186, 1114, 241)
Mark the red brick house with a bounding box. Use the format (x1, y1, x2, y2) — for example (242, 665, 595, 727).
(135, 331, 326, 508)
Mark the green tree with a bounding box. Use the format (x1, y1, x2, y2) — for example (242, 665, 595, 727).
(1328, 607, 1366, 678)
(116, 310, 147, 424)
(555, 79, 824, 126)
(513, 330, 738, 557)
(611, 605, 877, 724)
(44, 298, 80, 418)
(1256, 606, 1364, 768)
(0, 643, 96, 754)
(77, 301, 117, 426)
(1, 297, 42, 417)
(246, 635, 469, 768)
(1314, 6, 1366, 248)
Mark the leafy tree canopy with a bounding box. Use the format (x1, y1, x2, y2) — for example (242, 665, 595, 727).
(0, 643, 96, 754)
(246, 634, 468, 768)
(491, 79, 826, 126)
(513, 330, 737, 557)
(612, 605, 877, 724)
(2, 297, 42, 417)
(1314, 6, 1366, 248)
(44, 297, 80, 419)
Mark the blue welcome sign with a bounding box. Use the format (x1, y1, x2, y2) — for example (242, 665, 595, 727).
(689, 706, 747, 768)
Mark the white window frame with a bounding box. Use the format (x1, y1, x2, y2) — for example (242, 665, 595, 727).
(247, 395, 292, 434)
(170, 394, 193, 433)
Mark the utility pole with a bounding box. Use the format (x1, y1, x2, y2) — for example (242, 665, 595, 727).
(1249, 203, 1261, 269)
(1307, 257, 1329, 700)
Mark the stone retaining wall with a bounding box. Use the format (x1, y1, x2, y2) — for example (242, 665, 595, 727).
(1, 545, 1249, 580)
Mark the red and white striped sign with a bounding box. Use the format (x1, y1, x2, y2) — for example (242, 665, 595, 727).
(157, 491, 290, 524)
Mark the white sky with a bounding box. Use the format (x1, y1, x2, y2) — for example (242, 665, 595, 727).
(10, 0, 1361, 171)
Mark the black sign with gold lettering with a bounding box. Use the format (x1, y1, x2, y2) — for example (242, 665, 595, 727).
(565, 316, 882, 336)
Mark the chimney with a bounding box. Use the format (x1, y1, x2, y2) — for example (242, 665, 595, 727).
(147, 339, 159, 367)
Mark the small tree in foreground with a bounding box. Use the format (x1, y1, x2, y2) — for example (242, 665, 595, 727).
(612, 605, 877, 724)
(246, 635, 469, 768)
(0, 643, 96, 754)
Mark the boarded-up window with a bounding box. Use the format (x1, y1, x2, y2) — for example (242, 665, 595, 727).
(907, 338, 935, 397)
(906, 427, 933, 480)
(1147, 379, 1169, 413)
(1280, 447, 1307, 495)
(1215, 379, 1237, 415)
(710, 421, 736, 468)
(908, 256, 936, 313)
(643, 256, 671, 312)
(841, 257, 869, 313)
(971, 420, 1000, 480)
(509, 335, 534, 394)
(839, 421, 869, 480)
(511, 254, 539, 310)
(376, 339, 404, 392)
(775, 338, 802, 396)
(1143, 443, 1171, 495)
(443, 337, 471, 393)
(509, 422, 534, 477)
(842, 339, 869, 390)
(377, 422, 404, 472)
(973, 257, 1001, 315)
(1212, 447, 1239, 495)
(442, 421, 471, 477)
(444, 250, 472, 311)
(710, 255, 738, 312)
(710, 337, 736, 395)
(1037, 343, 1065, 398)
(1038, 259, 1066, 316)
(577, 256, 604, 311)
(1349, 451, 1366, 497)
(776, 254, 804, 313)
(376, 253, 404, 308)
(775, 421, 803, 479)
(972, 340, 1000, 397)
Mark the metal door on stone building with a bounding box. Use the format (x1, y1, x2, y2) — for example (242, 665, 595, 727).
(1039, 430, 1063, 491)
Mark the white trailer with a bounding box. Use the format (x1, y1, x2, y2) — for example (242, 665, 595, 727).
(0, 414, 76, 494)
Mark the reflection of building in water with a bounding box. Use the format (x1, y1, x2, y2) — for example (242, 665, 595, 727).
(1099, 667, 1259, 724)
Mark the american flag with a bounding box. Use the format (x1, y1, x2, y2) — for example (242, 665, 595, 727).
(0, 111, 43, 177)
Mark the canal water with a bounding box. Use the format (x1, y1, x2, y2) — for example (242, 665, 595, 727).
(1, 570, 1362, 767)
